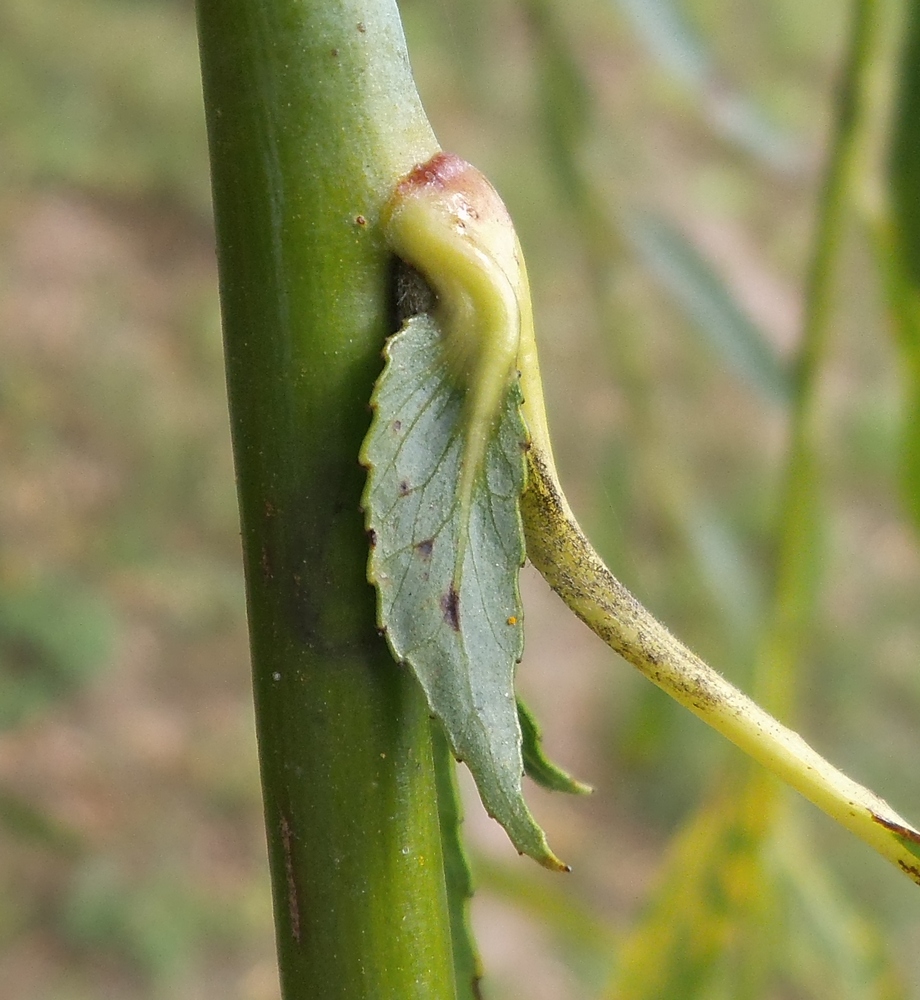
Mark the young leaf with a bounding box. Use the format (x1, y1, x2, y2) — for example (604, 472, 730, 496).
(518, 697, 592, 796)
(361, 310, 565, 871)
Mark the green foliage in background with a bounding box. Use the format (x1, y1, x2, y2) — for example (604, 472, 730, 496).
(0, 579, 114, 729)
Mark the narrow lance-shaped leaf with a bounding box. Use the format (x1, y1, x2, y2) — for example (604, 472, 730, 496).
(613, 0, 800, 171)
(630, 211, 791, 404)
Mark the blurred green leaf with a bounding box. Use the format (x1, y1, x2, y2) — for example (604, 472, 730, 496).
(630, 212, 792, 404)
(884, 0, 920, 532)
(0, 578, 117, 729)
(0, 0, 208, 209)
(433, 726, 482, 1000)
(775, 817, 908, 1000)
(889, 2, 920, 288)
(60, 860, 217, 987)
(679, 498, 764, 640)
(0, 788, 84, 857)
(527, 0, 594, 202)
(607, 775, 779, 1000)
(613, 0, 800, 171)
(615, 0, 710, 86)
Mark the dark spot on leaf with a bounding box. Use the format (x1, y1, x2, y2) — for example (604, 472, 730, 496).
(392, 419, 402, 432)
(355, 214, 367, 226)
(398, 480, 410, 496)
(415, 538, 434, 559)
(330, 47, 339, 57)
(367, 528, 377, 547)
(357, 20, 366, 31)
(441, 586, 460, 631)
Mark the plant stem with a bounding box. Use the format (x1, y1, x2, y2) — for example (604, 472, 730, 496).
(757, 0, 881, 717)
(195, 2, 457, 997)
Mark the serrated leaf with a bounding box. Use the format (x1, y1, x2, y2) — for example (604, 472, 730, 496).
(361, 312, 565, 870)
(518, 697, 592, 795)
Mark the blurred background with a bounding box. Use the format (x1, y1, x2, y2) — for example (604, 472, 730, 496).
(1, 0, 919, 997)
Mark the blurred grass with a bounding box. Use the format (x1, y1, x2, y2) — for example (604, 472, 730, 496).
(1, 0, 919, 997)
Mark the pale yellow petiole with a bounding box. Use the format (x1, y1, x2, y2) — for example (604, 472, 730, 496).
(383, 152, 920, 886)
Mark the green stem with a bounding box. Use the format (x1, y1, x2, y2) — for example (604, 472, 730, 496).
(195, 2, 457, 997)
(757, 0, 880, 715)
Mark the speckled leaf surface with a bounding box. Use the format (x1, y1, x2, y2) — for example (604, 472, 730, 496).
(361, 313, 563, 870)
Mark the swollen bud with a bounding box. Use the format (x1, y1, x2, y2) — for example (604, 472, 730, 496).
(382, 152, 522, 408)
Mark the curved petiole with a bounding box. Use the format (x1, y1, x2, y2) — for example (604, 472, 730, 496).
(380, 150, 920, 886)
(521, 441, 920, 886)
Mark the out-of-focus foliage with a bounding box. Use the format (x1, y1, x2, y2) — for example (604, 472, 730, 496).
(2, 0, 919, 998)
(0, 0, 209, 209)
(885, 1, 920, 534)
(0, 578, 115, 729)
(628, 212, 791, 404)
(0, 4, 267, 998)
